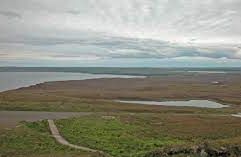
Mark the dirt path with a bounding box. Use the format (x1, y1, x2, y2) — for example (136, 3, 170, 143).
(48, 119, 109, 156)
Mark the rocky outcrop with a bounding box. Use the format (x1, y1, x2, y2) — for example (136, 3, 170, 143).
(144, 144, 241, 157)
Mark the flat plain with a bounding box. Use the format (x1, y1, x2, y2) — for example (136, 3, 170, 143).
(0, 72, 241, 156)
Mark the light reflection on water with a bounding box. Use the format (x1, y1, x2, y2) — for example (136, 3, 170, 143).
(0, 72, 143, 92)
(116, 100, 229, 108)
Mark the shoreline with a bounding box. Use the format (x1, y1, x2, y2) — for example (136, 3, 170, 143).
(0, 72, 145, 92)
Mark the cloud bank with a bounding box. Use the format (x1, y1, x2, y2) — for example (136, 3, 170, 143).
(0, 0, 241, 66)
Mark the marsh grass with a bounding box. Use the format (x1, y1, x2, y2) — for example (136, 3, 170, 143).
(0, 121, 93, 157)
(0, 113, 240, 157)
(56, 116, 182, 157)
(55, 114, 241, 156)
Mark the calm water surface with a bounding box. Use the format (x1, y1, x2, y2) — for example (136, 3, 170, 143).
(188, 71, 227, 74)
(116, 100, 229, 108)
(232, 113, 241, 118)
(0, 72, 143, 92)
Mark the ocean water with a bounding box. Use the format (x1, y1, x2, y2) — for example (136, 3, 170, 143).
(0, 72, 143, 92)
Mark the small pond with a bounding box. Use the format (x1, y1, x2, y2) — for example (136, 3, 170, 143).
(232, 113, 241, 118)
(116, 100, 229, 108)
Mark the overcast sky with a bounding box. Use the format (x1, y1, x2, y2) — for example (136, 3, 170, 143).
(0, 0, 241, 67)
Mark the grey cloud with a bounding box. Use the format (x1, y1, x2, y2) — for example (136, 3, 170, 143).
(0, 10, 21, 19)
(0, 34, 240, 59)
(0, 53, 8, 56)
(66, 10, 80, 15)
(1, 0, 241, 39)
(0, 0, 240, 64)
